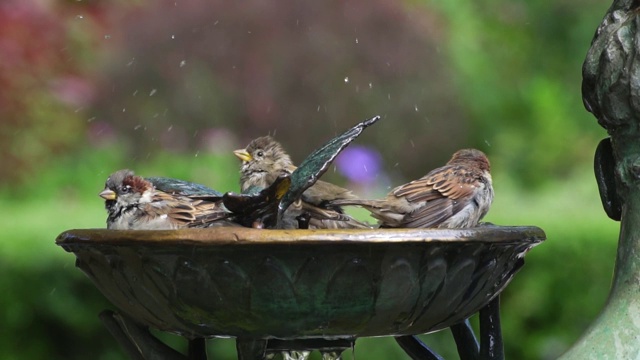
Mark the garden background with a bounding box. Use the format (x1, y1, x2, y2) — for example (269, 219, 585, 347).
(0, 1, 617, 359)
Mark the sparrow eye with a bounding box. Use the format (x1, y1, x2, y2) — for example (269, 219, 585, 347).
(256, 150, 264, 157)
(120, 185, 132, 194)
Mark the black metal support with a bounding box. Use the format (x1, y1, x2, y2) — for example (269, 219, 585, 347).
(450, 319, 480, 360)
(394, 336, 445, 360)
(396, 295, 504, 360)
(479, 296, 504, 360)
(188, 338, 208, 360)
(102, 297, 504, 360)
(99, 310, 187, 360)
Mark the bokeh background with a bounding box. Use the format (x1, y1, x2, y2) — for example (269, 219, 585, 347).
(0, 0, 618, 359)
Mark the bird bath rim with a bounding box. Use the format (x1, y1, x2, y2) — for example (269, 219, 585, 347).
(56, 225, 545, 246)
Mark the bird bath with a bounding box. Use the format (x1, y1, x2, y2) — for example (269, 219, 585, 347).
(56, 225, 544, 359)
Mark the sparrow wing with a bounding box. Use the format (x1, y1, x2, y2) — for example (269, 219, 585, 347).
(188, 199, 234, 227)
(393, 165, 481, 228)
(402, 197, 455, 228)
(145, 192, 229, 226)
(395, 165, 480, 202)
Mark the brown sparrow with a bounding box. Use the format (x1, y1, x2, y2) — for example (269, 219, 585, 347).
(234, 136, 370, 229)
(99, 169, 235, 230)
(329, 149, 493, 228)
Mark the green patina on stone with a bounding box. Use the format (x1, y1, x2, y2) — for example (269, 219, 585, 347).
(561, 0, 640, 358)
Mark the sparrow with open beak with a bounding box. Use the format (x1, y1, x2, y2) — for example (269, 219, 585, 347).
(234, 136, 370, 229)
(329, 149, 494, 229)
(99, 169, 235, 230)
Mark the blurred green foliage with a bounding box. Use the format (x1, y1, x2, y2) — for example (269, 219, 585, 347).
(0, 0, 622, 359)
(0, 148, 618, 359)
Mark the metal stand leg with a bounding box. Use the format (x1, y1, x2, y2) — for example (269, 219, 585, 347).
(450, 319, 479, 360)
(479, 296, 504, 360)
(188, 338, 208, 360)
(396, 295, 504, 360)
(394, 336, 445, 360)
(99, 310, 187, 360)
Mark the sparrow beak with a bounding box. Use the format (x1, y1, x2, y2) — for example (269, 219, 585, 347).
(99, 188, 117, 200)
(234, 149, 252, 162)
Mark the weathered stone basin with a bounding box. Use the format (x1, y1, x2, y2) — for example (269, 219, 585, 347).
(56, 225, 544, 341)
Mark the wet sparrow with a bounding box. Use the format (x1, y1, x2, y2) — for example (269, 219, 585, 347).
(99, 169, 235, 230)
(234, 136, 369, 229)
(329, 149, 493, 229)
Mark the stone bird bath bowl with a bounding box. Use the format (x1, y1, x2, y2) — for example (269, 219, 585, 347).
(56, 225, 544, 359)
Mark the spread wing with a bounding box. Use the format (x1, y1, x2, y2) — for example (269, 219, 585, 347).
(392, 165, 481, 228)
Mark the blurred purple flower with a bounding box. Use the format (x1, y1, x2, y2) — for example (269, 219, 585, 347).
(336, 145, 383, 184)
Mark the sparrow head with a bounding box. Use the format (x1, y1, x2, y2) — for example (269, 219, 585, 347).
(100, 169, 154, 209)
(448, 148, 491, 172)
(234, 136, 293, 175)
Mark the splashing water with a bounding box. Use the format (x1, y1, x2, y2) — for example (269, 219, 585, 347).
(282, 351, 310, 360)
(321, 351, 342, 360)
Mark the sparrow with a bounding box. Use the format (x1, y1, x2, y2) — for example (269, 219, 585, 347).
(329, 149, 493, 229)
(234, 136, 371, 229)
(99, 169, 236, 230)
(146, 176, 222, 198)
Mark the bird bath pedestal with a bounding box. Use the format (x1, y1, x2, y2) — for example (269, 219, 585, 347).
(56, 226, 544, 359)
(558, 0, 640, 358)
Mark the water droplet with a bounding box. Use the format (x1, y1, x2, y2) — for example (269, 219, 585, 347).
(195, 151, 199, 157)
(355, 38, 359, 44)
(179, 60, 186, 67)
(171, 34, 176, 39)
(167, 125, 173, 132)
(410, 140, 415, 148)
(134, 125, 142, 130)
(149, 88, 157, 96)
(484, 140, 491, 147)
(122, 108, 126, 113)
(344, 77, 349, 83)
(132, 90, 138, 96)
(76, 15, 84, 19)
(414, 105, 419, 112)
(368, 82, 372, 89)
(104, 34, 111, 40)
